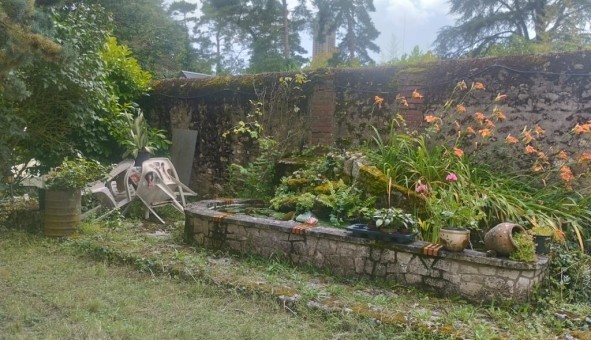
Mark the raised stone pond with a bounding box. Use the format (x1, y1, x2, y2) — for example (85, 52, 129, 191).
(185, 199, 549, 302)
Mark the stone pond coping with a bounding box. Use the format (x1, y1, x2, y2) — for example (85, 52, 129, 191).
(185, 199, 549, 302)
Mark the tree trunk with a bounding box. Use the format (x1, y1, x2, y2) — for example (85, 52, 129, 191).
(532, 0, 548, 43)
(282, 0, 290, 59)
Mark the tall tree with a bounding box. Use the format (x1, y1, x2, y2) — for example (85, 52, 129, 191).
(0, 0, 64, 176)
(76, 0, 201, 78)
(434, 0, 591, 58)
(314, 0, 380, 65)
(197, 0, 246, 74)
(168, 0, 197, 33)
(198, 0, 308, 74)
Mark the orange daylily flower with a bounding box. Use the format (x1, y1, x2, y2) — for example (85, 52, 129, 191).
(558, 150, 569, 160)
(411, 89, 423, 99)
(479, 129, 492, 137)
(456, 104, 467, 113)
(485, 120, 495, 128)
(535, 125, 545, 137)
(578, 153, 591, 163)
(492, 107, 506, 121)
(473, 82, 485, 90)
(453, 147, 464, 158)
(522, 130, 534, 144)
(560, 165, 574, 189)
(374, 95, 384, 104)
(537, 151, 548, 161)
(495, 93, 507, 102)
(474, 112, 486, 122)
(505, 134, 519, 144)
(524, 145, 537, 154)
(466, 126, 476, 135)
(424, 115, 438, 123)
(572, 121, 591, 134)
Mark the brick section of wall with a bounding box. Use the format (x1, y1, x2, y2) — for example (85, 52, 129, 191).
(308, 78, 336, 145)
(398, 74, 425, 129)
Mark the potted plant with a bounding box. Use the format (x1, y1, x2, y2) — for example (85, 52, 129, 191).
(347, 207, 418, 243)
(425, 172, 486, 251)
(509, 232, 537, 262)
(43, 157, 108, 237)
(121, 110, 169, 166)
(529, 225, 553, 255)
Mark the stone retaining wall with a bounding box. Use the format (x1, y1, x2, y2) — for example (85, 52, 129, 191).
(185, 199, 549, 302)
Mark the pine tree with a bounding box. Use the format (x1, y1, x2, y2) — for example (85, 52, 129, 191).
(314, 0, 380, 65)
(434, 0, 591, 58)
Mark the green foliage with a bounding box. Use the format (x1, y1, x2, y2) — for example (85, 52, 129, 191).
(539, 244, 591, 303)
(44, 157, 109, 190)
(119, 109, 169, 159)
(435, 0, 591, 58)
(383, 46, 439, 66)
(370, 207, 417, 231)
(82, 0, 198, 78)
(225, 138, 281, 201)
(509, 232, 536, 263)
(101, 36, 152, 103)
(268, 155, 376, 226)
(316, 180, 376, 226)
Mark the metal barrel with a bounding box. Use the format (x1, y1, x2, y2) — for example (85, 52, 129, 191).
(43, 190, 81, 237)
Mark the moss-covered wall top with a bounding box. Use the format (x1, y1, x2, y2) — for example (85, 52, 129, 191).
(146, 51, 591, 197)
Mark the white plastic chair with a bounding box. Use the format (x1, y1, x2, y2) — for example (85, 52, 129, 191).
(85, 159, 137, 220)
(134, 157, 196, 223)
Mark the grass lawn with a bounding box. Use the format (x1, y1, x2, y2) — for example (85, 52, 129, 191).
(1, 208, 590, 339)
(0, 232, 395, 339)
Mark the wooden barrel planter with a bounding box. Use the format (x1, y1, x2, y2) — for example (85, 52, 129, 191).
(44, 189, 81, 237)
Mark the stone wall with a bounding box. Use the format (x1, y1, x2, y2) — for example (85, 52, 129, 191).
(185, 199, 548, 302)
(147, 52, 591, 197)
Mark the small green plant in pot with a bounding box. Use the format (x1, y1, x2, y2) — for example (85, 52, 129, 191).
(43, 157, 109, 237)
(121, 110, 170, 165)
(509, 232, 536, 262)
(366, 207, 418, 243)
(529, 225, 554, 255)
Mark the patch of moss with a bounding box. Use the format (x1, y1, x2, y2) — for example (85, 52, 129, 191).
(286, 177, 310, 188)
(509, 232, 536, 263)
(312, 180, 346, 195)
(356, 165, 389, 196)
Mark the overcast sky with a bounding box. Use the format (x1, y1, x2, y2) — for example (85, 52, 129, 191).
(169, 0, 454, 63)
(284, 0, 454, 62)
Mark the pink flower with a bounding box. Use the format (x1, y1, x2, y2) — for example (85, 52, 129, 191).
(445, 173, 458, 182)
(415, 184, 428, 193)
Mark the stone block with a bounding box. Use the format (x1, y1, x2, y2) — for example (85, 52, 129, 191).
(459, 281, 483, 297)
(381, 250, 397, 264)
(458, 263, 479, 275)
(515, 277, 532, 291)
(374, 264, 387, 278)
(408, 256, 431, 276)
(495, 268, 520, 280)
(354, 257, 367, 274)
(461, 274, 485, 284)
(405, 273, 423, 285)
(521, 270, 535, 278)
(484, 276, 511, 291)
(424, 277, 446, 289)
(442, 272, 461, 285)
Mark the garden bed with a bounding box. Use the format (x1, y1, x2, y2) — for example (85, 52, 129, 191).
(185, 199, 549, 302)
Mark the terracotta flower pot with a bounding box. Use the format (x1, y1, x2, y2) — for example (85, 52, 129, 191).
(439, 227, 470, 252)
(484, 222, 525, 256)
